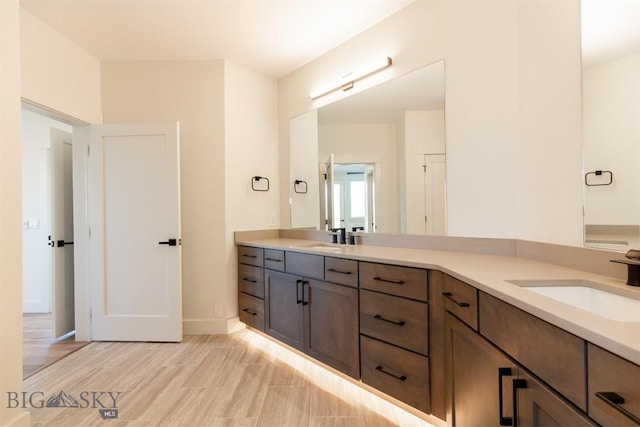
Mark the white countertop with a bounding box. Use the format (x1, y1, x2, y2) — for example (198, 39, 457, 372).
(235, 237, 640, 365)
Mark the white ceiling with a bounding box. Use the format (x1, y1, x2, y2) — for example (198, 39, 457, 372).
(20, 0, 416, 79)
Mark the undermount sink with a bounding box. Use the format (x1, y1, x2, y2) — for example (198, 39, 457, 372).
(300, 243, 345, 253)
(508, 279, 640, 323)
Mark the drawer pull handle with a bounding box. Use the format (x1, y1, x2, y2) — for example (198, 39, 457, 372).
(498, 367, 514, 426)
(596, 392, 640, 425)
(242, 254, 257, 259)
(373, 276, 405, 285)
(375, 365, 407, 381)
(327, 268, 352, 275)
(242, 278, 257, 283)
(373, 314, 406, 326)
(442, 292, 470, 307)
(265, 258, 283, 262)
(242, 308, 257, 316)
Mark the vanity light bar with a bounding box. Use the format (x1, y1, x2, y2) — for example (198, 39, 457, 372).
(308, 56, 393, 100)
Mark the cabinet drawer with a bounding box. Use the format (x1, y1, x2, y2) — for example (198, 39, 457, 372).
(285, 251, 324, 279)
(238, 246, 264, 267)
(238, 292, 265, 332)
(479, 292, 586, 410)
(325, 257, 358, 288)
(264, 249, 285, 271)
(441, 274, 478, 330)
(360, 289, 428, 355)
(359, 262, 427, 302)
(238, 264, 264, 299)
(360, 335, 430, 414)
(588, 343, 640, 426)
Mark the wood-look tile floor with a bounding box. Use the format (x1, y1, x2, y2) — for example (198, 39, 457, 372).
(23, 313, 90, 379)
(24, 329, 436, 427)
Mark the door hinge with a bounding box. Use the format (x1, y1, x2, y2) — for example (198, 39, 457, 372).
(422, 165, 427, 172)
(87, 145, 90, 156)
(425, 215, 428, 223)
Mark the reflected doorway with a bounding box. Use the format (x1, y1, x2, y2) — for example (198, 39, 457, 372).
(323, 163, 376, 232)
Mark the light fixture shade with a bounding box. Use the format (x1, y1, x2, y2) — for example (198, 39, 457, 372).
(309, 56, 392, 100)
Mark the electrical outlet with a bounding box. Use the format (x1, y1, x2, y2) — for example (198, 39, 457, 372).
(269, 214, 276, 226)
(214, 304, 223, 318)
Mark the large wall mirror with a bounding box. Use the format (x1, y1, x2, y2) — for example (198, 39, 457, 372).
(582, 0, 640, 251)
(290, 60, 446, 235)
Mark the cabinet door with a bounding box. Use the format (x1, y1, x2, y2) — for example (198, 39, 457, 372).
(304, 279, 360, 378)
(265, 270, 304, 350)
(447, 312, 517, 427)
(514, 370, 597, 427)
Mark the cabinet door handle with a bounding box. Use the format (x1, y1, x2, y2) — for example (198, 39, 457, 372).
(373, 314, 406, 326)
(596, 392, 640, 425)
(265, 258, 282, 262)
(296, 280, 303, 304)
(242, 278, 257, 283)
(373, 276, 405, 285)
(242, 254, 257, 258)
(327, 268, 352, 275)
(242, 308, 257, 316)
(498, 367, 514, 426)
(302, 281, 310, 306)
(512, 379, 527, 427)
(375, 365, 407, 381)
(442, 292, 470, 307)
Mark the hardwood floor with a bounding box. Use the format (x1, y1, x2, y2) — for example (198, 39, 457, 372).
(24, 329, 437, 426)
(23, 313, 89, 379)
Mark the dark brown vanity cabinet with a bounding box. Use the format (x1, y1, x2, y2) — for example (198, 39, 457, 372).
(429, 270, 479, 420)
(237, 246, 265, 331)
(359, 262, 430, 414)
(446, 313, 595, 427)
(264, 253, 360, 378)
(588, 343, 640, 426)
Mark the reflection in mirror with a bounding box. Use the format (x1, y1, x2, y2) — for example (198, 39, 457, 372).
(289, 60, 446, 235)
(582, 0, 640, 251)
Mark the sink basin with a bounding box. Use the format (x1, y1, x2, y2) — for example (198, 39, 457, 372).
(300, 243, 344, 253)
(508, 279, 640, 322)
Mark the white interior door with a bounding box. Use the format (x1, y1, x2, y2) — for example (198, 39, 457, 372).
(324, 153, 335, 230)
(366, 168, 375, 232)
(51, 129, 75, 338)
(424, 154, 447, 235)
(89, 122, 182, 342)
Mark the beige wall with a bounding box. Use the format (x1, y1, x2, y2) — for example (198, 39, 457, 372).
(20, 9, 102, 124)
(279, 0, 584, 246)
(1, 2, 30, 426)
(224, 62, 279, 321)
(102, 60, 279, 333)
(101, 60, 227, 333)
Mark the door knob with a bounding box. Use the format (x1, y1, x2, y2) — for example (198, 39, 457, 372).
(56, 240, 74, 247)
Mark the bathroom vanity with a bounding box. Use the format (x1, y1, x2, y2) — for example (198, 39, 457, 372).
(235, 232, 640, 426)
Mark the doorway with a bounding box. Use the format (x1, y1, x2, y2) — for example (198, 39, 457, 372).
(21, 105, 85, 378)
(325, 163, 375, 232)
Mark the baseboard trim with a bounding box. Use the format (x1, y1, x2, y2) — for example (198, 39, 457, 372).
(182, 317, 245, 335)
